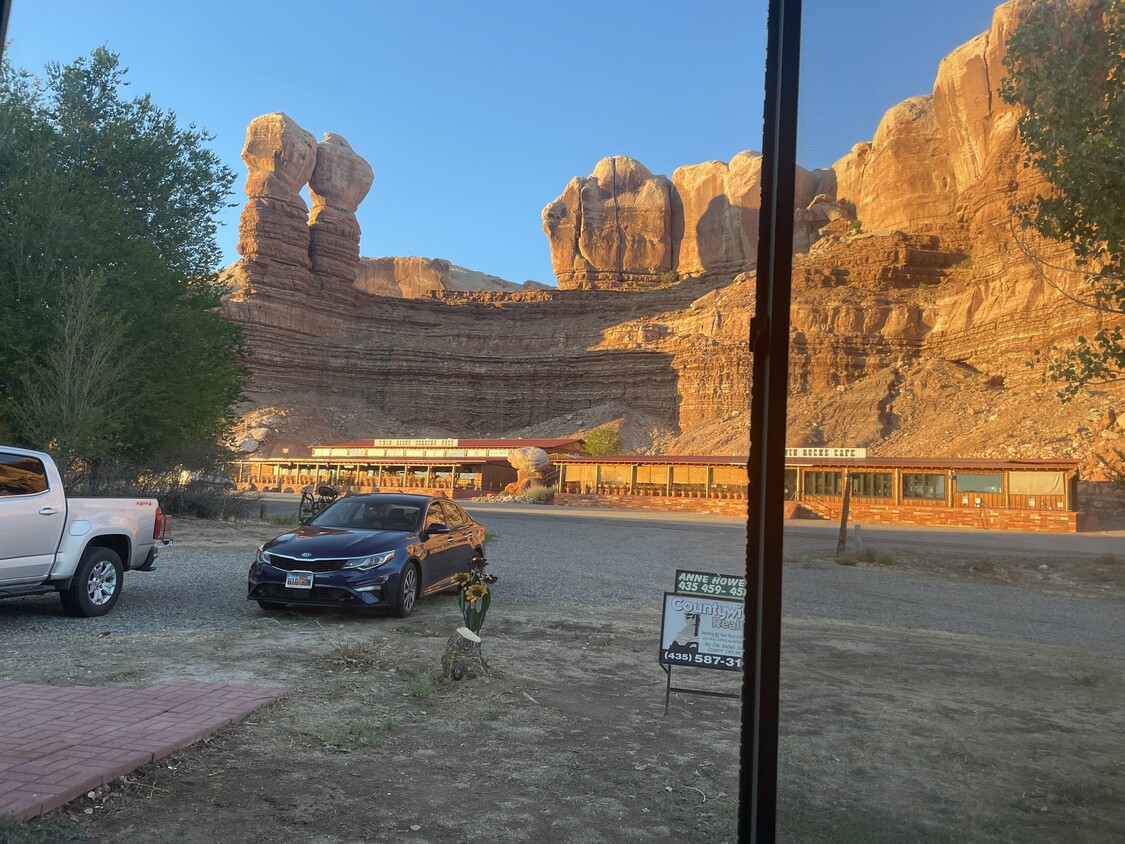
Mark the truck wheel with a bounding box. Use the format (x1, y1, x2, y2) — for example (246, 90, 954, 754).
(61, 547, 124, 617)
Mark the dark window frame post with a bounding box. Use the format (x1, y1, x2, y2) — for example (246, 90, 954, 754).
(739, 0, 802, 840)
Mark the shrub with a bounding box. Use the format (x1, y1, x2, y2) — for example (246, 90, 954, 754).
(156, 483, 260, 520)
(583, 427, 623, 456)
(407, 672, 434, 700)
(348, 721, 378, 745)
(836, 546, 895, 566)
(521, 484, 555, 504)
(58, 446, 258, 520)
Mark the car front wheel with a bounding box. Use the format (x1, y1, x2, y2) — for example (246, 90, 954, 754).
(394, 563, 420, 618)
(61, 547, 124, 617)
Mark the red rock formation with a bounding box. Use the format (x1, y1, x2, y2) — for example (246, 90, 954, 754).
(223, 0, 1123, 475)
(354, 257, 550, 298)
(547, 151, 833, 285)
(504, 447, 553, 495)
(229, 115, 373, 301)
(308, 133, 374, 282)
(355, 257, 452, 298)
(542, 157, 673, 289)
(670, 152, 764, 278)
(840, 96, 958, 230)
(236, 113, 317, 287)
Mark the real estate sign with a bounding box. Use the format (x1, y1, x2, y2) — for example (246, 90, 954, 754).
(674, 569, 747, 599)
(659, 592, 744, 672)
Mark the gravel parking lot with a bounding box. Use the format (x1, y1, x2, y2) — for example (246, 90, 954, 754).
(2, 504, 1122, 652)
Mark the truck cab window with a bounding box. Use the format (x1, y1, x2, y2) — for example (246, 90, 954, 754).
(0, 452, 49, 496)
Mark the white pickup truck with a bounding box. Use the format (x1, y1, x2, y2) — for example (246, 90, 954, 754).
(0, 446, 172, 617)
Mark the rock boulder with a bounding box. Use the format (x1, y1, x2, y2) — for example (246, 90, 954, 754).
(505, 447, 553, 495)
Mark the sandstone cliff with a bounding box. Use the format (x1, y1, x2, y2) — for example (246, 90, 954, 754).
(222, 0, 1124, 497)
(541, 156, 675, 290)
(542, 152, 836, 289)
(355, 257, 550, 298)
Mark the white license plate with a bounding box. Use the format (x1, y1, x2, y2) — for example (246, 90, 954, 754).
(285, 571, 314, 589)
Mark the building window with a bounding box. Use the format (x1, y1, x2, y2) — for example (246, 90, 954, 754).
(672, 466, 708, 485)
(805, 471, 843, 496)
(851, 472, 893, 498)
(1008, 471, 1064, 496)
(902, 473, 945, 500)
(956, 473, 1002, 494)
(599, 465, 631, 486)
(564, 464, 597, 486)
(713, 466, 749, 486)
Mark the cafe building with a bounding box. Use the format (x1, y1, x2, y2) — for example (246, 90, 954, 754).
(232, 437, 584, 499)
(234, 439, 1081, 532)
(552, 449, 1081, 532)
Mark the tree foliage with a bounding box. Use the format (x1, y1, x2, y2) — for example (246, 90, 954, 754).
(582, 427, 624, 456)
(0, 48, 245, 473)
(999, 0, 1125, 399)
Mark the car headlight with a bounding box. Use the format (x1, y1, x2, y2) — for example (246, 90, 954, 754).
(343, 550, 395, 571)
(255, 547, 271, 565)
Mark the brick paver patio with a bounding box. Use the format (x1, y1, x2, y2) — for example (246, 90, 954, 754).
(0, 679, 285, 821)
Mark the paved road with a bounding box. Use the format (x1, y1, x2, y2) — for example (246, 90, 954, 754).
(1, 502, 1121, 654)
(469, 505, 1125, 654)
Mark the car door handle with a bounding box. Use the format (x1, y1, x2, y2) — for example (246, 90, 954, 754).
(39, 507, 59, 516)
(446, 537, 456, 543)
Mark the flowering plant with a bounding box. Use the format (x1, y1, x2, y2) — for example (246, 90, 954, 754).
(451, 553, 497, 634)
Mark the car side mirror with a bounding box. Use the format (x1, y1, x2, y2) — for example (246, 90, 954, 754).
(425, 523, 449, 536)
(299, 516, 312, 526)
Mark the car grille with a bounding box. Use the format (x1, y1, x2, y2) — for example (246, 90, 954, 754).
(267, 555, 346, 573)
(258, 584, 364, 604)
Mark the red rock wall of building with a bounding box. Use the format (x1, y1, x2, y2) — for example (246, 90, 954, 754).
(556, 494, 1076, 532)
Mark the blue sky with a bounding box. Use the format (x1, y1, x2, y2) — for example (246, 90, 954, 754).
(6, 1, 996, 285)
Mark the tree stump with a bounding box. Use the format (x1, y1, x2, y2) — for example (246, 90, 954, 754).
(441, 629, 489, 680)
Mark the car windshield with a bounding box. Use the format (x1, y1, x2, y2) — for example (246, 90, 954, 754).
(309, 499, 421, 531)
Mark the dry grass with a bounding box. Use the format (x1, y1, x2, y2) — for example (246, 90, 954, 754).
(805, 547, 1125, 602)
(324, 632, 387, 669)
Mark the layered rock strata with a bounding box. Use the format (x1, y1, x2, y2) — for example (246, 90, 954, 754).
(223, 279, 718, 434)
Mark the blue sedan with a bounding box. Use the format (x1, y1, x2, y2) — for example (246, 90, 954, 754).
(247, 494, 486, 617)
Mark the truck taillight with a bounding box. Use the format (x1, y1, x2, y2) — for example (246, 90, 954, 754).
(154, 506, 171, 540)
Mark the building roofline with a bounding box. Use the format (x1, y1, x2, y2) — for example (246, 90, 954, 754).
(314, 437, 584, 450)
(552, 455, 1081, 469)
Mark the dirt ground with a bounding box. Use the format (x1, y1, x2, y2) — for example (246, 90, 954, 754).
(5, 519, 1125, 844)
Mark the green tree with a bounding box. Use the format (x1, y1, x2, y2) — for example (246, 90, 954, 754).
(0, 48, 246, 473)
(999, 0, 1124, 399)
(583, 427, 623, 456)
